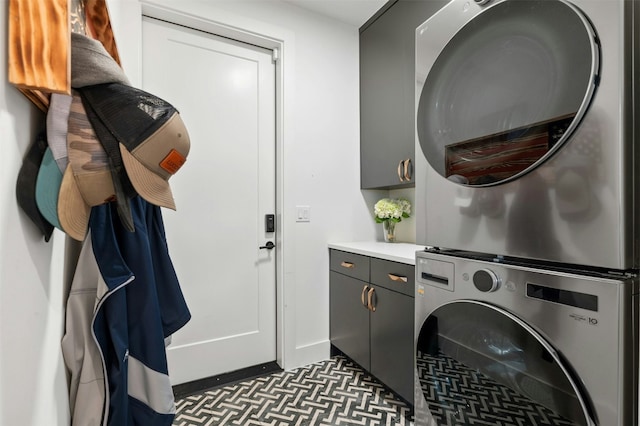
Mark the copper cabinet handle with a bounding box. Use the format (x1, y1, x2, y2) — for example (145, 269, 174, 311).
(397, 160, 405, 182)
(367, 287, 376, 312)
(403, 158, 412, 181)
(361, 285, 369, 308)
(341, 261, 354, 269)
(388, 273, 408, 283)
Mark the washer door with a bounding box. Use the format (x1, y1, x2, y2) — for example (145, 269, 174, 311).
(416, 0, 599, 186)
(416, 300, 595, 426)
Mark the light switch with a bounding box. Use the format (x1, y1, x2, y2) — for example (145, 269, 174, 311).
(296, 205, 310, 222)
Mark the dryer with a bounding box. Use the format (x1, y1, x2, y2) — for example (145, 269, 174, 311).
(414, 0, 640, 271)
(414, 248, 638, 426)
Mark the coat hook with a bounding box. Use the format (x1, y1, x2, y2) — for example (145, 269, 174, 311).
(70, 0, 88, 35)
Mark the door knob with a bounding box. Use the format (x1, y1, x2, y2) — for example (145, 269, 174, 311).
(259, 241, 275, 250)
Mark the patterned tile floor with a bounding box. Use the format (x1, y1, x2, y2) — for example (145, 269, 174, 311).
(173, 355, 413, 426)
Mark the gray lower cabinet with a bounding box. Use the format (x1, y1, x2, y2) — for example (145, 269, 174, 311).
(329, 249, 415, 404)
(360, 0, 448, 189)
(330, 271, 371, 370)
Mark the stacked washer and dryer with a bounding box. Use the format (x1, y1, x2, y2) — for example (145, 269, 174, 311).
(413, 0, 640, 425)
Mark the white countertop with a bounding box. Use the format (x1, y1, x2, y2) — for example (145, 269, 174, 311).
(328, 241, 424, 265)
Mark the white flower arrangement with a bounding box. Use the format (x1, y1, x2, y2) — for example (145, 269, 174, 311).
(374, 198, 411, 224)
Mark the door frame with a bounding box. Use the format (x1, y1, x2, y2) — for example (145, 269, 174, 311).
(136, 3, 290, 370)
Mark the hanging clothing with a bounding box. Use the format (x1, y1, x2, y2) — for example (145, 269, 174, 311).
(62, 197, 191, 425)
(90, 196, 191, 425)
(61, 31, 191, 425)
(61, 231, 109, 426)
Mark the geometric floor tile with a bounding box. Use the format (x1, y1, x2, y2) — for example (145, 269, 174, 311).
(173, 355, 414, 426)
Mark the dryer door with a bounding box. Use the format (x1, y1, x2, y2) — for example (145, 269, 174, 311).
(416, 0, 599, 186)
(415, 300, 595, 426)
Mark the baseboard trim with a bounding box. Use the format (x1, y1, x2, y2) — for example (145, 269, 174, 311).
(288, 339, 331, 370)
(172, 361, 282, 399)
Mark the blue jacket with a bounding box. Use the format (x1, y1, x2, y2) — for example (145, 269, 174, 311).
(90, 196, 191, 425)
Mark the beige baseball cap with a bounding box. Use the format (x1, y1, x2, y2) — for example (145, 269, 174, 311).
(58, 93, 117, 241)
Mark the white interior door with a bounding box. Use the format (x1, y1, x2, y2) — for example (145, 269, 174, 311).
(141, 16, 277, 385)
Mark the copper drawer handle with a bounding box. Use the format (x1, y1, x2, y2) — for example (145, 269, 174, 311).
(367, 287, 376, 312)
(403, 158, 412, 181)
(397, 160, 405, 182)
(341, 261, 354, 269)
(388, 273, 408, 283)
(361, 285, 369, 308)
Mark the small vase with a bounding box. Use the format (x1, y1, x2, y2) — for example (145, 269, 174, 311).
(382, 220, 396, 243)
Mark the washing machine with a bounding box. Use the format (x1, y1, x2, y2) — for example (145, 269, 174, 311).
(414, 0, 640, 271)
(414, 248, 639, 426)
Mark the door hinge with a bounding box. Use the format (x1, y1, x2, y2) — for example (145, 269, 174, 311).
(272, 48, 279, 63)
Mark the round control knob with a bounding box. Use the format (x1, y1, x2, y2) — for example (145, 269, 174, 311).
(473, 269, 500, 292)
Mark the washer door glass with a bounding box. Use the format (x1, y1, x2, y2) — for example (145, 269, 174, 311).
(416, 301, 594, 425)
(416, 0, 599, 186)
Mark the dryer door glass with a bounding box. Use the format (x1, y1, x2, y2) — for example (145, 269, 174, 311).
(416, 301, 594, 425)
(416, 0, 599, 186)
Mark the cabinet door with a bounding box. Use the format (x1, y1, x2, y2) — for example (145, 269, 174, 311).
(360, 0, 447, 189)
(370, 286, 414, 404)
(330, 271, 371, 370)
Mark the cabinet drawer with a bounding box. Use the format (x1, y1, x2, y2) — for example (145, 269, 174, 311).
(370, 257, 414, 297)
(330, 249, 370, 282)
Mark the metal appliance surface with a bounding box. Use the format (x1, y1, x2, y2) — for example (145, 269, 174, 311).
(415, 0, 640, 270)
(414, 249, 639, 426)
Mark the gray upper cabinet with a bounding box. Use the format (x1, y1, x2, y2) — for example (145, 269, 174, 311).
(360, 0, 447, 189)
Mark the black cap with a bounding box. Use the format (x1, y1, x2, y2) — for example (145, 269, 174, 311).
(16, 130, 54, 241)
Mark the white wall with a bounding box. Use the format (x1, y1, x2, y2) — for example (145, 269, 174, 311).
(0, 3, 71, 425)
(389, 188, 417, 244)
(0, 0, 390, 422)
